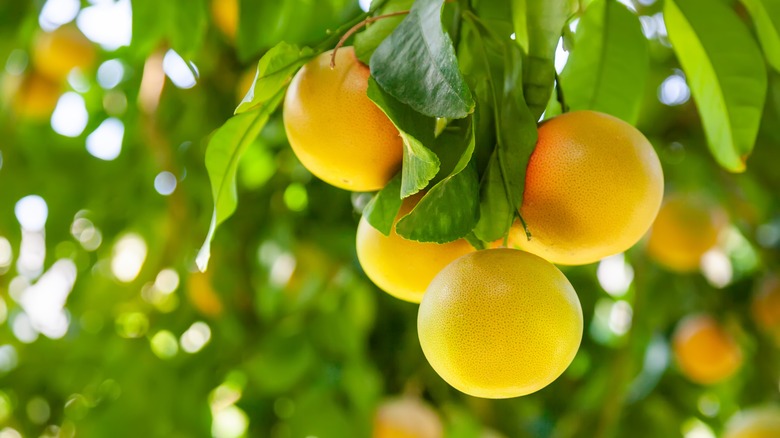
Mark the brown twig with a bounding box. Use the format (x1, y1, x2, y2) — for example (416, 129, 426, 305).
(330, 10, 410, 68)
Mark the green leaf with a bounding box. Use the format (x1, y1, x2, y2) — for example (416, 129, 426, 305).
(237, 0, 356, 61)
(236, 43, 314, 114)
(511, 0, 577, 119)
(473, 150, 514, 242)
(559, 0, 649, 124)
(354, 0, 414, 64)
(362, 173, 403, 236)
(370, 0, 475, 118)
(428, 116, 476, 185)
(196, 90, 285, 272)
(740, 0, 780, 72)
(497, 45, 538, 210)
(366, 78, 440, 198)
(665, 0, 768, 172)
(395, 164, 480, 243)
(131, 0, 207, 58)
(168, 0, 208, 57)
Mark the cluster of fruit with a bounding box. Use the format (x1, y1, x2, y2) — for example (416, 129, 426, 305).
(282, 47, 665, 398)
(6, 26, 95, 119)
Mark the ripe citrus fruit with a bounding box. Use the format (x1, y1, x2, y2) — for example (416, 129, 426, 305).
(356, 195, 474, 303)
(646, 194, 727, 272)
(283, 47, 402, 191)
(373, 397, 443, 438)
(515, 110, 663, 265)
(724, 405, 780, 438)
(418, 248, 583, 398)
(752, 275, 780, 338)
(211, 0, 238, 40)
(672, 314, 742, 384)
(33, 26, 96, 81)
(12, 72, 61, 120)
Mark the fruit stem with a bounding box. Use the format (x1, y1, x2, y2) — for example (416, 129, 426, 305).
(330, 10, 411, 69)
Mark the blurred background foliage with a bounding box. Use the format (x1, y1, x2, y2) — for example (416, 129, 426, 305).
(0, 0, 779, 437)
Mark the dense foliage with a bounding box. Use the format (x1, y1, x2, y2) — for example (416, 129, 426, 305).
(0, 0, 779, 437)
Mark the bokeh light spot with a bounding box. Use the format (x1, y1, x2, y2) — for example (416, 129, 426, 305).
(39, 0, 80, 31)
(15, 196, 48, 232)
(111, 233, 147, 282)
(86, 118, 124, 160)
(150, 330, 179, 359)
(97, 59, 124, 89)
(154, 171, 177, 195)
(51, 92, 88, 137)
(163, 49, 198, 89)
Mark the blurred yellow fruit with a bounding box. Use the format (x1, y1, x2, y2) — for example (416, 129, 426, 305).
(11, 72, 61, 120)
(646, 194, 727, 272)
(356, 195, 475, 303)
(516, 110, 664, 265)
(724, 405, 780, 438)
(752, 275, 780, 337)
(672, 314, 742, 384)
(187, 272, 224, 318)
(418, 249, 583, 398)
(283, 47, 403, 191)
(373, 397, 443, 438)
(236, 68, 255, 104)
(211, 0, 238, 40)
(33, 25, 96, 81)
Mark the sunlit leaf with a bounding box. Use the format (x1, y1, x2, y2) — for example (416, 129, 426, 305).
(665, 0, 768, 172)
(370, 0, 475, 118)
(740, 0, 780, 72)
(196, 91, 284, 271)
(235, 43, 314, 114)
(560, 0, 649, 124)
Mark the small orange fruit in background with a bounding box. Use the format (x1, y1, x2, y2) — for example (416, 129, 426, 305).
(516, 110, 663, 266)
(672, 314, 742, 384)
(11, 72, 61, 120)
(646, 194, 727, 272)
(211, 0, 239, 41)
(373, 397, 443, 438)
(723, 405, 780, 438)
(186, 271, 224, 318)
(356, 194, 474, 303)
(418, 249, 583, 398)
(33, 25, 96, 81)
(752, 275, 780, 338)
(236, 68, 255, 104)
(283, 47, 403, 191)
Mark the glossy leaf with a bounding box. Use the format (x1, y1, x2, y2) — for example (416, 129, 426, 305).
(740, 0, 780, 72)
(395, 163, 480, 243)
(367, 78, 440, 198)
(559, 0, 649, 124)
(370, 0, 475, 118)
(363, 173, 403, 236)
(236, 43, 314, 114)
(665, 0, 768, 172)
(511, 0, 577, 119)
